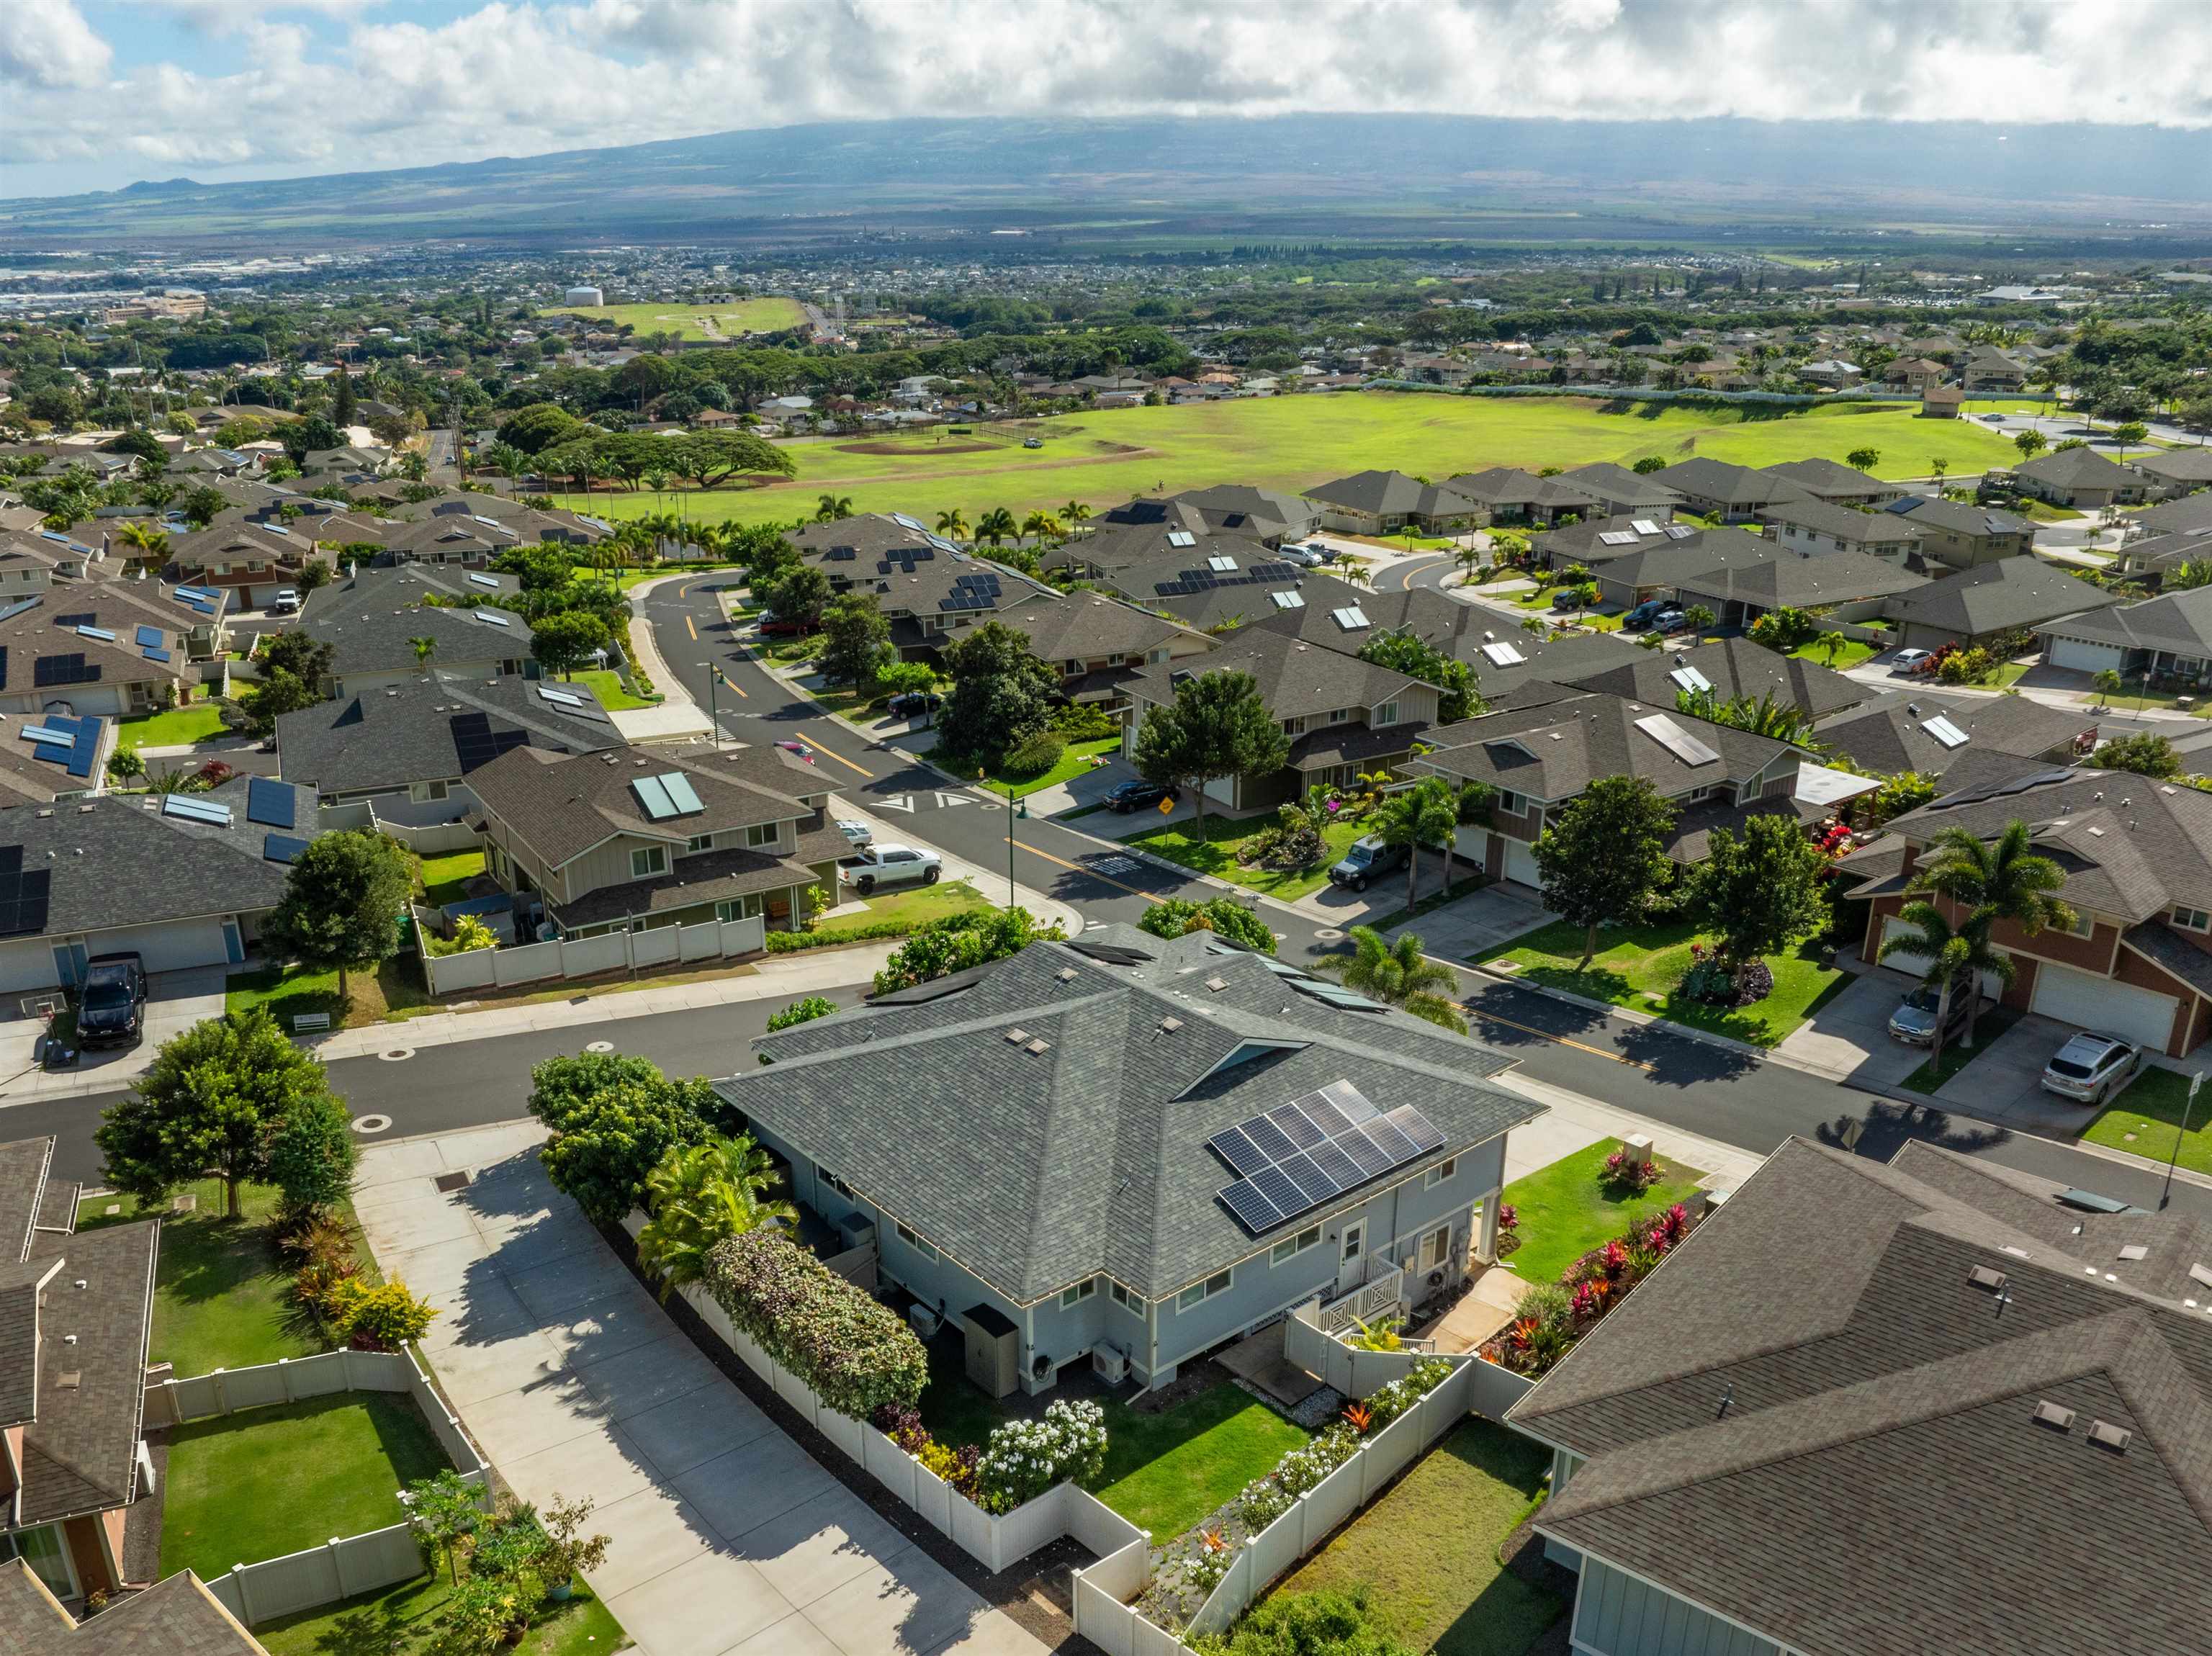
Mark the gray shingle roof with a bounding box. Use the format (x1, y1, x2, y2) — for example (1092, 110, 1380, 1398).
(1125, 624, 1424, 719)
(2135, 491, 2212, 539)
(0, 1561, 266, 1654)
(1655, 459, 1813, 510)
(1302, 469, 1480, 519)
(296, 564, 536, 676)
(1586, 526, 1779, 592)
(1883, 557, 2116, 637)
(275, 674, 621, 796)
(1565, 637, 1872, 722)
(1411, 690, 1791, 804)
(1881, 492, 2031, 539)
(1560, 462, 1684, 510)
(1815, 690, 2093, 778)
(1757, 496, 1925, 545)
(2036, 584, 2212, 657)
(2018, 446, 2140, 488)
(1675, 546, 1926, 608)
(720, 928, 1537, 1302)
(1510, 1137, 2212, 1656)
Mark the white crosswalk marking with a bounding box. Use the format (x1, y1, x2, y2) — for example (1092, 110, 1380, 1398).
(876, 794, 916, 813)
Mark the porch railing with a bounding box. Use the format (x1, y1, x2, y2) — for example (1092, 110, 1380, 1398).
(1317, 1256, 1406, 1336)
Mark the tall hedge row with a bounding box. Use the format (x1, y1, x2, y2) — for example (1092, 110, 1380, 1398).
(704, 1229, 927, 1419)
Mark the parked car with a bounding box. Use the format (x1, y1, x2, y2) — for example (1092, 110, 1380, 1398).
(886, 690, 942, 719)
(1890, 648, 1935, 675)
(269, 588, 300, 615)
(757, 616, 809, 637)
(1277, 543, 1325, 568)
(1328, 834, 1411, 893)
(2041, 1032, 2143, 1104)
(836, 819, 873, 850)
(1982, 413, 2008, 423)
(773, 739, 816, 763)
(840, 845, 943, 895)
(75, 953, 147, 1050)
(1622, 600, 1668, 630)
(1887, 986, 1979, 1048)
(1102, 779, 1178, 814)
(1652, 609, 1690, 635)
(1022, 437, 1044, 449)
(1550, 588, 1588, 611)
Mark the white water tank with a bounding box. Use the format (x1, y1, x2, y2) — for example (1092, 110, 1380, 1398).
(565, 286, 603, 307)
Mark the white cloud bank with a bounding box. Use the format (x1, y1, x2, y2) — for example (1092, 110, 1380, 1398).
(6, 0, 2211, 194)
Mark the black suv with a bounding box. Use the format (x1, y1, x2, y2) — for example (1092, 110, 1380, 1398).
(1103, 779, 1178, 814)
(886, 690, 942, 719)
(76, 953, 148, 1049)
(1328, 835, 1410, 892)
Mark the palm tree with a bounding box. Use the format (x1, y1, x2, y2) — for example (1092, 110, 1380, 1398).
(2091, 667, 2123, 708)
(1454, 541, 1485, 588)
(1060, 499, 1092, 534)
(935, 508, 970, 542)
(1913, 821, 2074, 936)
(1337, 559, 1375, 589)
(635, 1136, 797, 1301)
(1322, 926, 1466, 1033)
(814, 493, 853, 523)
(975, 507, 1017, 548)
(1929, 456, 1950, 491)
(1375, 777, 1462, 911)
(1878, 899, 2013, 1069)
(410, 636, 437, 668)
(115, 520, 170, 570)
(1020, 510, 1065, 546)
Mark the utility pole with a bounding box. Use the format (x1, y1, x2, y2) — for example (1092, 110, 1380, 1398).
(697, 661, 719, 749)
(2161, 1071, 2202, 1211)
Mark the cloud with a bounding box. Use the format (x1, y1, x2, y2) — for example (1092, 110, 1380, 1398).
(1, 0, 113, 89)
(6, 0, 2211, 192)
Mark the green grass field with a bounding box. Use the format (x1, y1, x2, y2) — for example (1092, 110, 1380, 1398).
(551, 392, 2030, 531)
(256, 1575, 629, 1656)
(1792, 636, 1879, 670)
(570, 667, 655, 709)
(541, 297, 808, 339)
(116, 704, 230, 752)
(1498, 1140, 1709, 1287)
(2081, 1067, 2212, 1173)
(1127, 811, 1369, 901)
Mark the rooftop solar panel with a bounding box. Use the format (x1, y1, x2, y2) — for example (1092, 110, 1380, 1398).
(1632, 519, 1662, 535)
(468, 573, 501, 589)
(1266, 1102, 1328, 1151)
(66, 716, 100, 780)
(75, 625, 117, 642)
(1923, 714, 1970, 749)
(1480, 641, 1527, 667)
(142, 647, 171, 663)
(659, 773, 706, 816)
(262, 833, 313, 864)
(472, 609, 511, 627)
(1635, 712, 1722, 768)
(134, 625, 163, 647)
(53, 613, 94, 629)
(246, 776, 297, 829)
(631, 775, 677, 820)
(0, 598, 39, 626)
(1205, 1125, 1269, 1176)
(1210, 1080, 1446, 1234)
(536, 684, 583, 707)
(1669, 665, 1713, 693)
(1218, 1180, 1284, 1234)
(162, 794, 234, 827)
(1269, 590, 1305, 609)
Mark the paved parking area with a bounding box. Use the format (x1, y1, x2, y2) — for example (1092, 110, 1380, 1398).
(0, 964, 228, 1098)
(354, 1126, 1043, 1656)
(1933, 1012, 2096, 1136)
(1771, 969, 1930, 1090)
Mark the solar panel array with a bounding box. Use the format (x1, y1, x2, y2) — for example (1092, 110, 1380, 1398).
(53, 613, 94, 629)
(875, 546, 938, 575)
(469, 572, 502, 590)
(1209, 1080, 1449, 1236)
(18, 714, 102, 780)
(262, 834, 313, 864)
(1331, 606, 1370, 630)
(1598, 531, 1639, 546)
(939, 572, 1004, 614)
(631, 771, 706, 820)
(1479, 641, 1527, 667)
(0, 598, 39, 626)
(532, 683, 609, 724)
(32, 653, 99, 688)
(1269, 590, 1305, 610)
(1150, 560, 1298, 598)
(1923, 715, 1970, 750)
(1635, 712, 1722, 768)
(76, 625, 116, 642)
(162, 795, 233, 827)
(1669, 665, 1713, 693)
(246, 777, 296, 829)
(472, 609, 512, 628)
(1631, 519, 1662, 535)
(134, 626, 163, 648)
(0, 846, 53, 938)
(450, 712, 529, 774)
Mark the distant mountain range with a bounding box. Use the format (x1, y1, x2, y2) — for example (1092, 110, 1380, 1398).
(3, 117, 2207, 253)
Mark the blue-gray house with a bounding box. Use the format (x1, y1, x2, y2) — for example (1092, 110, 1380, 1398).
(717, 924, 1540, 1396)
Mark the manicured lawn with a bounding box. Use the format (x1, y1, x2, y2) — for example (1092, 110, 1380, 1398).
(1127, 811, 1368, 901)
(569, 668, 655, 710)
(76, 1178, 372, 1375)
(540, 297, 809, 339)
(115, 703, 230, 751)
(256, 1574, 629, 1656)
(227, 958, 433, 1029)
(417, 848, 486, 908)
(550, 392, 2029, 531)
(913, 1341, 1307, 1539)
(2082, 1066, 2212, 1174)
(1270, 1418, 1563, 1656)
(2010, 497, 2085, 523)
(945, 735, 1123, 800)
(1899, 1005, 2026, 1096)
(1475, 919, 1851, 1048)
(161, 1393, 452, 1580)
(813, 879, 991, 939)
(1792, 636, 1879, 670)
(1499, 1140, 1708, 1288)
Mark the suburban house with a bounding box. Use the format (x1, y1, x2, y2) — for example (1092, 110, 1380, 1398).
(1961, 344, 2031, 391)
(1046, 519, 1270, 580)
(2014, 447, 2152, 511)
(985, 590, 1214, 710)
(1580, 526, 1779, 610)
(0, 1560, 266, 1652)
(0, 1135, 158, 1606)
(1097, 485, 1321, 546)
(0, 595, 204, 722)
(275, 673, 622, 813)
(1763, 457, 1902, 508)
(791, 515, 1055, 657)
(1558, 462, 1683, 520)
(1435, 631, 1647, 710)
(2132, 489, 2212, 541)
(385, 492, 608, 548)
(1653, 459, 1811, 522)
(2116, 523, 2212, 588)
(1122, 626, 1439, 809)
(292, 564, 537, 695)
(1505, 1135, 2212, 1656)
(1673, 546, 1925, 630)
(1920, 384, 1966, 418)
(1300, 471, 1480, 536)
(723, 924, 1541, 1393)
(168, 521, 331, 610)
(464, 742, 847, 938)
(1082, 544, 1319, 631)
(1879, 495, 2034, 570)
(1532, 515, 1698, 575)
(2036, 583, 2212, 686)
(1815, 690, 2097, 779)
(1845, 757, 2212, 1053)
(1755, 496, 1926, 562)
(1406, 691, 1803, 891)
(2130, 449, 2212, 498)
(1560, 636, 1874, 726)
(1881, 557, 2116, 653)
(1883, 354, 1950, 392)
(0, 775, 315, 992)
(1251, 581, 1491, 667)
(1444, 467, 1603, 526)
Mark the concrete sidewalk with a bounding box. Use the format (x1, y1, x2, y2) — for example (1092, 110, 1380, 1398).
(355, 1127, 1045, 1656)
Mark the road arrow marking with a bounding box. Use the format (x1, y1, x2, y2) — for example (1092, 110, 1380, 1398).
(877, 795, 916, 814)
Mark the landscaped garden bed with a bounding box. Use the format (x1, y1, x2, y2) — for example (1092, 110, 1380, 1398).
(1492, 1139, 1707, 1287)
(1128, 811, 1368, 901)
(1482, 1192, 1703, 1380)
(253, 1574, 628, 1656)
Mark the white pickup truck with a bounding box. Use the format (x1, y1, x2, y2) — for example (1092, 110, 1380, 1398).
(840, 844, 943, 895)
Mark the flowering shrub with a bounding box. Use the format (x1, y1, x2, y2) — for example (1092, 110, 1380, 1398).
(1361, 1358, 1450, 1433)
(917, 1439, 983, 1502)
(1485, 1204, 1703, 1377)
(1493, 1201, 1521, 1256)
(974, 1399, 1107, 1514)
(1145, 1524, 1244, 1627)
(706, 1230, 927, 1419)
(1601, 1150, 1662, 1194)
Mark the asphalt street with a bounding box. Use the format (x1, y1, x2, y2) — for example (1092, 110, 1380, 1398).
(17, 569, 2208, 1225)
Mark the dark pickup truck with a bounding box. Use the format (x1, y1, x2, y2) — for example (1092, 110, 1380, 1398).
(76, 953, 148, 1049)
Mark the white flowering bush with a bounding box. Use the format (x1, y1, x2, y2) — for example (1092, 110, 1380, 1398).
(1360, 1356, 1452, 1433)
(973, 1398, 1107, 1514)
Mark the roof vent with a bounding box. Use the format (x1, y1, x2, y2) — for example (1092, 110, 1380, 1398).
(1159, 1016, 1184, 1034)
(2033, 1400, 2076, 1432)
(2190, 1262, 2212, 1290)
(1967, 1264, 2008, 1292)
(1024, 1038, 1051, 1056)
(2087, 1419, 2133, 1454)
(1056, 967, 1078, 983)
(55, 1372, 81, 1390)
(1205, 976, 1228, 993)
(2118, 1244, 2149, 1261)
(1004, 1027, 1030, 1045)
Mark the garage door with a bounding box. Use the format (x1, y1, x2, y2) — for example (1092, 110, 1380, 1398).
(2030, 962, 2178, 1053)
(1876, 918, 2005, 999)
(89, 919, 233, 976)
(1501, 837, 1541, 891)
(0, 939, 62, 995)
(2048, 636, 2124, 675)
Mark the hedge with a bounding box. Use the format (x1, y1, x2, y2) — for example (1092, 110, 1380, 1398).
(703, 1229, 927, 1418)
(763, 919, 916, 953)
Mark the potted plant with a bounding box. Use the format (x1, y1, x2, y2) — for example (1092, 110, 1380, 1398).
(537, 1494, 611, 1601)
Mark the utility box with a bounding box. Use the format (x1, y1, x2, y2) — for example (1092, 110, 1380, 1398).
(961, 1302, 1020, 1400)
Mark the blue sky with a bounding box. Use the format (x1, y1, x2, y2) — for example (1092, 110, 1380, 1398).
(4, 1, 2208, 203)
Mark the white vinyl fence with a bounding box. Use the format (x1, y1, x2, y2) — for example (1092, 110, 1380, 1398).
(418, 911, 766, 996)
(145, 1346, 490, 1627)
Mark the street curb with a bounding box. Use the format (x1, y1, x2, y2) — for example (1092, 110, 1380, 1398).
(1464, 960, 1789, 1069)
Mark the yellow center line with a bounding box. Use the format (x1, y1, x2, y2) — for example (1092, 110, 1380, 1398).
(1463, 1005, 1652, 1068)
(685, 614, 697, 641)
(811, 743, 875, 780)
(1012, 840, 1168, 905)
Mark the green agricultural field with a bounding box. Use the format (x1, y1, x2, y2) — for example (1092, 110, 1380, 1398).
(541, 297, 808, 340)
(550, 392, 2028, 531)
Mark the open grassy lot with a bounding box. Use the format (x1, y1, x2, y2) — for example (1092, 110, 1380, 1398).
(812, 878, 990, 940)
(77, 1177, 373, 1376)
(256, 1575, 629, 1656)
(1475, 919, 1851, 1048)
(946, 734, 1122, 800)
(1126, 811, 1368, 901)
(114, 703, 230, 751)
(570, 667, 655, 709)
(160, 1393, 450, 1580)
(1499, 1140, 1708, 1287)
(227, 956, 434, 1030)
(1792, 636, 1879, 670)
(541, 297, 808, 338)
(552, 392, 2029, 531)
(2082, 1066, 2212, 1174)
(1269, 1418, 1563, 1656)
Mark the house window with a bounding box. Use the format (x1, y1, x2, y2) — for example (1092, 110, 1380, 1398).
(1176, 1268, 1232, 1310)
(895, 1220, 937, 1261)
(1424, 1157, 1458, 1189)
(819, 1166, 853, 1199)
(2066, 907, 2094, 937)
(716, 894, 765, 923)
(1495, 789, 1523, 816)
(1372, 701, 1399, 728)
(1270, 1224, 1323, 1264)
(1417, 1225, 1453, 1274)
(630, 845, 668, 878)
(1327, 707, 1349, 724)
(2176, 907, 2211, 933)
(1061, 1277, 1098, 1309)
(410, 779, 450, 804)
(1110, 1281, 1143, 1315)
(4, 1524, 75, 1599)
(686, 833, 714, 853)
(745, 822, 776, 849)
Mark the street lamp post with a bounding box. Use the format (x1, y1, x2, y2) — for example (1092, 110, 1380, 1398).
(2161, 1071, 2203, 1211)
(696, 662, 719, 750)
(983, 769, 1028, 912)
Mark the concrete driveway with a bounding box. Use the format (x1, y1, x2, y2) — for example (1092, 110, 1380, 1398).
(1772, 969, 1930, 1090)
(0, 963, 228, 1094)
(1933, 1012, 2099, 1136)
